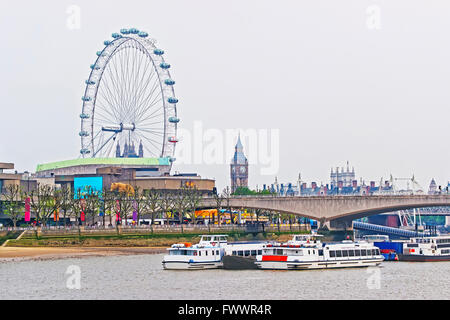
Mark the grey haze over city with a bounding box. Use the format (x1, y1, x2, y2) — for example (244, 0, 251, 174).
(0, 0, 449, 191)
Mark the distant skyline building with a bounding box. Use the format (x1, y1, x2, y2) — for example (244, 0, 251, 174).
(428, 178, 437, 194)
(230, 134, 248, 193)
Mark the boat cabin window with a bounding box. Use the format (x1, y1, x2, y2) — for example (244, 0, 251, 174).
(171, 249, 196, 256)
(258, 250, 262, 255)
(361, 249, 367, 256)
(244, 250, 250, 256)
(276, 249, 284, 255)
(355, 249, 361, 256)
(318, 250, 323, 256)
(251, 250, 257, 256)
(342, 250, 348, 257)
(216, 250, 219, 255)
(329, 251, 336, 258)
(348, 250, 355, 257)
(336, 250, 342, 258)
(205, 250, 208, 256)
(238, 251, 244, 256)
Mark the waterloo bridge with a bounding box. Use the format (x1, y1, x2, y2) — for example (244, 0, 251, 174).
(199, 194, 450, 230)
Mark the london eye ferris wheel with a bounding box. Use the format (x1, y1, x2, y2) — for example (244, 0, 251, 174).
(79, 28, 179, 161)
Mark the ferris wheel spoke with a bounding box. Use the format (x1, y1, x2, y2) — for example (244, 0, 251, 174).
(134, 91, 162, 123)
(133, 56, 153, 111)
(136, 107, 164, 125)
(135, 131, 164, 156)
(133, 69, 159, 119)
(102, 65, 126, 118)
(97, 82, 122, 121)
(95, 96, 121, 123)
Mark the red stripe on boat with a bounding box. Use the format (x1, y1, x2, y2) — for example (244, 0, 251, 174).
(262, 255, 287, 262)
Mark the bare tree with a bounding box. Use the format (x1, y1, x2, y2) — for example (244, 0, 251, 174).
(158, 191, 174, 225)
(55, 185, 72, 229)
(213, 191, 223, 226)
(132, 186, 147, 226)
(29, 184, 57, 235)
(186, 186, 201, 225)
(145, 188, 160, 233)
(174, 187, 189, 233)
(69, 188, 84, 238)
(3, 184, 24, 229)
(222, 186, 232, 224)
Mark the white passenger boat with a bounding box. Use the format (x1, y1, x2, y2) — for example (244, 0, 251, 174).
(256, 238, 384, 270)
(222, 234, 321, 270)
(162, 235, 228, 270)
(399, 235, 450, 262)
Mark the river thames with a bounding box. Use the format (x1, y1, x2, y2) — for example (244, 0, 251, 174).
(1, 254, 449, 300)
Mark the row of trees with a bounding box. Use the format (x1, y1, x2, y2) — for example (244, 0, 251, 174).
(1, 183, 310, 233)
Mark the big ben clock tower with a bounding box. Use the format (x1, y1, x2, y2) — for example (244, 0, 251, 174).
(230, 134, 248, 193)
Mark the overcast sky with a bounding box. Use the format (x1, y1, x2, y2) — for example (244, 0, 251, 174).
(0, 0, 449, 191)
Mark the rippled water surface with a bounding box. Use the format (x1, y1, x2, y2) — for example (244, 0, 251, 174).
(1, 254, 449, 300)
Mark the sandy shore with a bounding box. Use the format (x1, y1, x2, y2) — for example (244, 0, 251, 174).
(0, 246, 167, 262)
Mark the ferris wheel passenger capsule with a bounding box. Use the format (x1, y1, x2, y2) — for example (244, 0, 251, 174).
(168, 136, 178, 143)
(167, 97, 178, 104)
(129, 28, 139, 34)
(154, 49, 164, 55)
(85, 80, 96, 85)
(82, 96, 92, 101)
(90, 64, 100, 70)
(164, 79, 175, 86)
(80, 113, 90, 119)
(112, 33, 121, 38)
(80, 149, 90, 155)
(120, 29, 130, 34)
(169, 157, 176, 162)
(138, 32, 148, 38)
(168, 116, 180, 123)
(79, 131, 89, 137)
(104, 40, 112, 46)
(160, 62, 171, 69)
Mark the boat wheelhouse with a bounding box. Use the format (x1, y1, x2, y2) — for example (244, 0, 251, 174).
(256, 240, 383, 270)
(162, 235, 228, 270)
(399, 235, 450, 262)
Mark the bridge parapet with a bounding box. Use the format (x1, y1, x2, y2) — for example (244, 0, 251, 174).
(199, 195, 450, 226)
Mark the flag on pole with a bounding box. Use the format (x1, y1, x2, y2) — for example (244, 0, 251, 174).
(25, 197, 31, 222)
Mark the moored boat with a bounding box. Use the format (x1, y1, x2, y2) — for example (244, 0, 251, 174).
(398, 235, 450, 262)
(162, 235, 228, 270)
(256, 238, 384, 270)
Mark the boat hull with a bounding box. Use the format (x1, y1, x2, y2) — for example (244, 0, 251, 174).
(256, 258, 383, 270)
(162, 261, 223, 270)
(222, 255, 258, 270)
(398, 254, 450, 262)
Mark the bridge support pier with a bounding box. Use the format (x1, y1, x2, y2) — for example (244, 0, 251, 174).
(327, 219, 354, 231)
